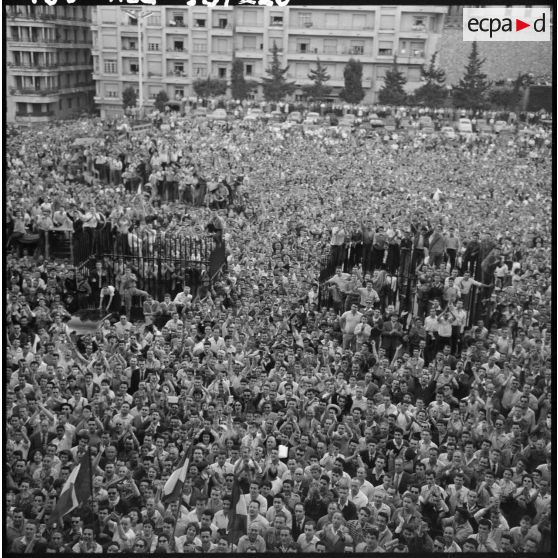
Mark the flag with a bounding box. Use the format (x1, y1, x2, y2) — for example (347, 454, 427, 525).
(162, 455, 189, 504)
(229, 478, 248, 544)
(48, 449, 92, 526)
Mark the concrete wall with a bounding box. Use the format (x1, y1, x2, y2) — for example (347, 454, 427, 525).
(439, 28, 552, 85)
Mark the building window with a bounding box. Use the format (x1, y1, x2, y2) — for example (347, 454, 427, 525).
(172, 13, 185, 26)
(130, 62, 139, 73)
(195, 18, 206, 28)
(148, 42, 160, 51)
(378, 41, 393, 56)
(173, 41, 184, 51)
(218, 17, 228, 28)
(298, 12, 312, 27)
(270, 15, 283, 26)
(193, 64, 207, 77)
(243, 10, 257, 26)
(245, 63, 253, 76)
(352, 14, 366, 29)
(325, 13, 339, 28)
(380, 14, 395, 30)
(174, 63, 184, 74)
(193, 40, 207, 53)
(127, 13, 138, 26)
(218, 67, 226, 79)
(410, 41, 425, 57)
(147, 14, 161, 26)
(214, 38, 228, 53)
(297, 40, 310, 53)
(175, 87, 184, 99)
(412, 16, 426, 31)
(104, 59, 117, 73)
(323, 39, 337, 55)
(243, 35, 257, 50)
(350, 41, 364, 55)
(68, 98, 72, 109)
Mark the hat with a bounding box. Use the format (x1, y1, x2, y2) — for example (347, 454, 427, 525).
(327, 404, 341, 415)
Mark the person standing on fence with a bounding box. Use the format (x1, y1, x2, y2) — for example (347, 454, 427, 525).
(445, 228, 460, 271)
(330, 220, 346, 270)
(77, 203, 99, 255)
(428, 225, 447, 269)
(371, 226, 388, 271)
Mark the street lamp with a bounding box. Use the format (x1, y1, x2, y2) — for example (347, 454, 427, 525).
(123, 9, 154, 116)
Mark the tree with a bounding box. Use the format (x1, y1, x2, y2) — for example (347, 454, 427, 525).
(410, 52, 447, 107)
(487, 73, 531, 111)
(193, 78, 227, 98)
(452, 41, 491, 110)
(302, 58, 332, 101)
(231, 58, 257, 100)
(262, 41, 295, 102)
(378, 57, 407, 106)
(339, 59, 365, 104)
(154, 89, 169, 113)
(122, 86, 137, 109)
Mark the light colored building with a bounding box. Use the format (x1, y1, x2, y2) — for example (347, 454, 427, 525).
(91, 5, 447, 117)
(5, 3, 95, 124)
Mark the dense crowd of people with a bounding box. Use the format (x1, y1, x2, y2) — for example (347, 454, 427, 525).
(5, 105, 552, 554)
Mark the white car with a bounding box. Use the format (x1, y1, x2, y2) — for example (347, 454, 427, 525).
(441, 126, 456, 139)
(493, 120, 508, 133)
(304, 111, 321, 125)
(207, 108, 228, 121)
(456, 117, 473, 134)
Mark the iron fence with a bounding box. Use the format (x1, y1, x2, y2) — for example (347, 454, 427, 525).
(317, 242, 488, 327)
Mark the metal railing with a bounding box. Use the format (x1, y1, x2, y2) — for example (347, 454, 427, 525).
(317, 241, 489, 328)
(72, 227, 218, 302)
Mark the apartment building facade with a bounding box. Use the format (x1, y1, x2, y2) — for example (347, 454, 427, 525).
(91, 5, 447, 117)
(5, 3, 95, 124)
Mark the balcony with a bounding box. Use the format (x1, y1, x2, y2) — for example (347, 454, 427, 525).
(16, 110, 54, 117)
(8, 63, 60, 71)
(287, 48, 369, 58)
(11, 87, 59, 95)
(167, 21, 187, 28)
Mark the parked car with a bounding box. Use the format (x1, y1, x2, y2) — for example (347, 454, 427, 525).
(207, 108, 228, 121)
(418, 115, 433, 129)
(244, 108, 264, 121)
(456, 117, 473, 134)
(338, 114, 357, 128)
(476, 121, 493, 135)
(287, 111, 303, 123)
(440, 126, 457, 139)
(493, 120, 508, 133)
(303, 111, 321, 125)
(270, 110, 285, 122)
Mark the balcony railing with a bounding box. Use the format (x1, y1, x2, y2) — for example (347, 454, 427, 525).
(12, 87, 59, 95)
(16, 110, 55, 117)
(289, 48, 368, 56)
(212, 23, 232, 29)
(8, 63, 60, 70)
(167, 47, 186, 52)
(167, 71, 187, 77)
(167, 21, 187, 27)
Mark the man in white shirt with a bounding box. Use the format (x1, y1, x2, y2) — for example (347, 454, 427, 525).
(339, 304, 363, 351)
(349, 478, 368, 509)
